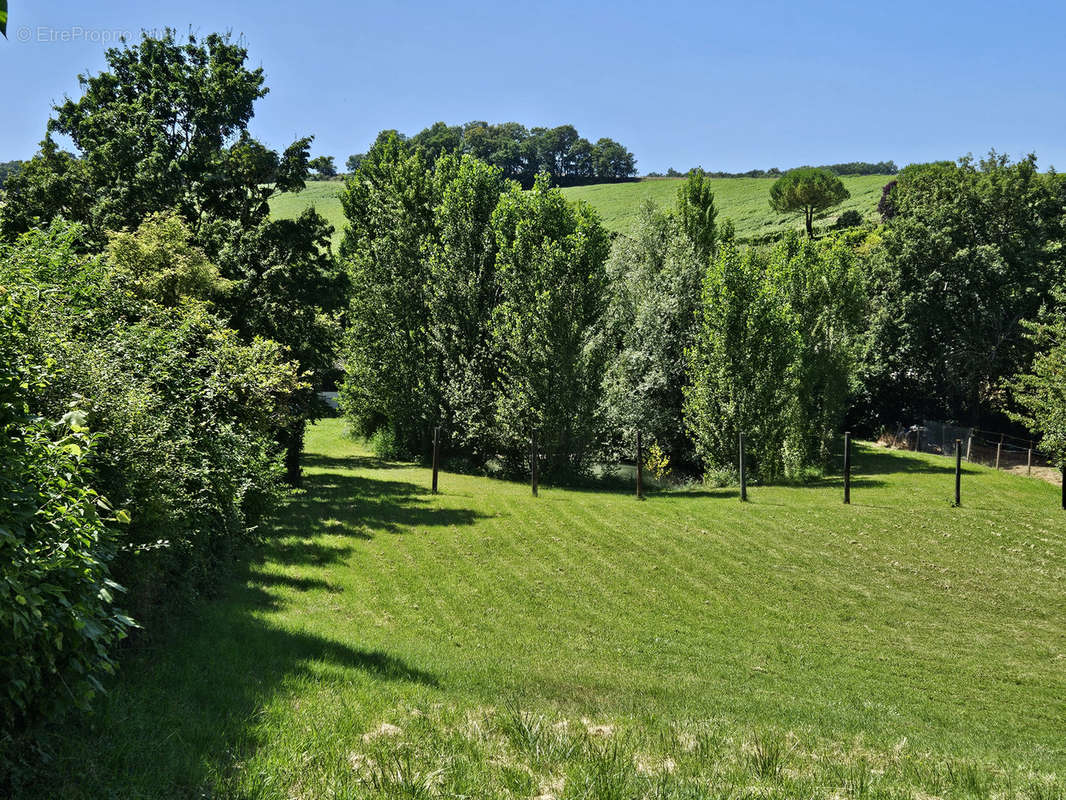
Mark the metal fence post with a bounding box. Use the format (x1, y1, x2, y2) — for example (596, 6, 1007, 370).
(431, 425, 440, 494)
(635, 431, 644, 501)
(843, 431, 851, 505)
(954, 439, 962, 507)
(739, 432, 747, 502)
(533, 428, 541, 499)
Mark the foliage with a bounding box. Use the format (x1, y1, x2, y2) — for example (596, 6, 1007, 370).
(877, 179, 898, 221)
(426, 154, 509, 465)
(862, 153, 1066, 427)
(1007, 294, 1066, 465)
(0, 289, 133, 762)
(0, 219, 302, 639)
(674, 168, 718, 260)
(490, 174, 611, 477)
(344, 153, 365, 173)
(772, 232, 867, 465)
(834, 208, 863, 228)
(0, 160, 22, 189)
(204, 209, 348, 484)
(0, 31, 312, 243)
(106, 211, 231, 307)
(684, 232, 865, 479)
(683, 242, 800, 480)
(339, 137, 439, 457)
(308, 155, 337, 178)
(340, 146, 609, 475)
(768, 167, 851, 237)
(1, 29, 347, 482)
(601, 202, 703, 467)
(643, 440, 672, 481)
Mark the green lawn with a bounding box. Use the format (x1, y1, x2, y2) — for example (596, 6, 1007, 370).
(32, 418, 1066, 799)
(269, 175, 891, 249)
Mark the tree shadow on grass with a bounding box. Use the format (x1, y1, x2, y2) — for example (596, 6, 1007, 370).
(19, 460, 485, 799)
(271, 470, 489, 538)
(849, 446, 961, 476)
(28, 575, 440, 800)
(303, 451, 412, 472)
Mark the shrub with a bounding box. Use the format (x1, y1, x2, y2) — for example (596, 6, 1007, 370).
(369, 427, 402, 460)
(0, 221, 303, 619)
(0, 290, 134, 761)
(834, 209, 863, 229)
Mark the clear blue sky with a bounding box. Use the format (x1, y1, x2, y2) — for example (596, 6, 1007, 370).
(2, 0, 1064, 173)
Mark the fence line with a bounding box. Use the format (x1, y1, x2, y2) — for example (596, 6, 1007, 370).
(425, 422, 1064, 510)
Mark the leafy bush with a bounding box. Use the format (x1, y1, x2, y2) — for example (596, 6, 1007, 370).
(1, 220, 303, 618)
(0, 289, 133, 759)
(834, 209, 863, 229)
(369, 427, 401, 460)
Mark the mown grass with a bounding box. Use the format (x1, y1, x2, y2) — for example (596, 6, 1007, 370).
(269, 175, 890, 249)
(25, 418, 1066, 799)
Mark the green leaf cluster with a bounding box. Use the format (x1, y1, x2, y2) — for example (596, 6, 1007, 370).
(0, 288, 131, 760)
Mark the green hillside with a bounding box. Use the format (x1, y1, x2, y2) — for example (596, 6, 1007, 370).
(270, 174, 891, 248)
(268, 179, 349, 248)
(563, 174, 889, 238)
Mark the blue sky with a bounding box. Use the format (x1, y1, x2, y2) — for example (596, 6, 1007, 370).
(2, 0, 1064, 173)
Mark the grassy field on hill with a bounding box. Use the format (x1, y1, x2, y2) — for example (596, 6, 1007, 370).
(562, 175, 888, 238)
(30, 418, 1066, 799)
(270, 175, 891, 249)
(269, 179, 349, 248)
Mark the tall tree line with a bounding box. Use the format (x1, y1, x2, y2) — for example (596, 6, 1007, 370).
(340, 138, 610, 478)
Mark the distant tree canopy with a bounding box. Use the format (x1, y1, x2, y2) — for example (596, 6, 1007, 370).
(769, 167, 851, 237)
(349, 121, 637, 188)
(308, 155, 337, 178)
(0, 160, 22, 188)
(648, 161, 897, 179)
(345, 153, 365, 173)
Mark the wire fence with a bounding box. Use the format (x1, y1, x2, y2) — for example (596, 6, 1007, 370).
(420, 418, 1064, 510)
(886, 420, 1058, 479)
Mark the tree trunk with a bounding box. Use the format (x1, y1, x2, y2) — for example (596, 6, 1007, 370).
(284, 425, 304, 487)
(805, 208, 814, 238)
